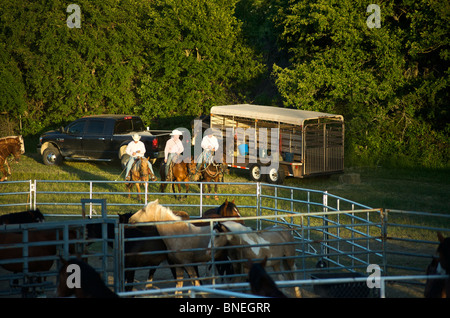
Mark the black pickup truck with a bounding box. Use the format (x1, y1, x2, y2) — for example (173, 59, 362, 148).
(37, 115, 171, 166)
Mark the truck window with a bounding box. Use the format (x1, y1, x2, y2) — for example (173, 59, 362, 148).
(132, 118, 146, 131)
(114, 117, 145, 134)
(85, 119, 105, 135)
(66, 120, 86, 135)
(114, 119, 132, 134)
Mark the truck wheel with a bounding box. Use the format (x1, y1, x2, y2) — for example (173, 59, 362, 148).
(43, 146, 62, 166)
(267, 167, 285, 184)
(121, 154, 130, 169)
(249, 164, 265, 182)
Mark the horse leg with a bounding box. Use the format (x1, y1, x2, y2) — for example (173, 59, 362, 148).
(135, 182, 142, 201)
(144, 268, 157, 289)
(184, 265, 204, 296)
(205, 179, 211, 199)
(5, 160, 11, 175)
(125, 270, 136, 292)
(281, 259, 301, 298)
(0, 163, 7, 182)
(184, 178, 189, 199)
(214, 180, 219, 200)
(172, 181, 178, 200)
(127, 183, 132, 199)
(174, 266, 185, 297)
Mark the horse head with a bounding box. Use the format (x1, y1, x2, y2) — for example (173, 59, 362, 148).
(437, 232, 450, 274)
(187, 158, 202, 181)
(425, 232, 450, 298)
(219, 199, 240, 217)
(29, 209, 45, 223)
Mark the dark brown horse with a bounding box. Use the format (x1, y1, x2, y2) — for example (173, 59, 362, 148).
(0, 209, 45, 225)
(0, 135, 24, 182)
(57, 258, 119, 298)
(160, 157, 191, 199)
(248, 257, 287, 298)
(197, 199, 244, 225)
(190, 153, 227, 200)
(0, 228, 78, 274)
(126, 157, 157, 201)
(425, 232, 450, 298)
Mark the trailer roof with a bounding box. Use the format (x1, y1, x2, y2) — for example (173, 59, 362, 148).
(210, 104, 343, 126)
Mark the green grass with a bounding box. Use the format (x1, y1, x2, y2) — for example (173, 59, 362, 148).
(1, 152, 449, 214)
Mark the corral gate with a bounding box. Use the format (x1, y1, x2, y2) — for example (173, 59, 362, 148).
(303, 120, 344, 175)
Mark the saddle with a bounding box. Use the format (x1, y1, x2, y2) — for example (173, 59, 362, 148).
(197, 151, 215, 170)
(128, 157, 156, 181)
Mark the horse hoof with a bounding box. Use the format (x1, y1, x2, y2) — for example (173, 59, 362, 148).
(205, 195, 210, 199)
(214, 196, 219, 201)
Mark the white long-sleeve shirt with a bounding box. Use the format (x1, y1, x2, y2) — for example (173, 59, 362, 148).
(126, 141, 146, 157)
(164, 138, 184, 160)
(201, 135, 219, 151)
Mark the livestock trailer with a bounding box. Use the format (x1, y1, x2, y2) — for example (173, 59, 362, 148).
(209, 104, 344, 183)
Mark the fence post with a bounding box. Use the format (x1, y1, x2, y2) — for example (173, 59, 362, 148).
(29, 180, 36, 210)
(322, 191, 329, 259)
(200, 183, 203, 216)
(381, 208, 388, 276)
(256, 182, 261, 230)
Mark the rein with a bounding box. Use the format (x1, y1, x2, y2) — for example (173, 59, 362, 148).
(198, 160, 224, 178)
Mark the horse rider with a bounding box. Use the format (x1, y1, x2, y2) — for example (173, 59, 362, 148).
(196, 128, 219, 172)
(125, 133, 155, 181)
(164, 129, 184, 179)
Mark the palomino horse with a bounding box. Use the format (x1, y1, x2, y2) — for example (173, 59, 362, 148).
(425, 232, 450, 298)
(209, 221, 300, 297)
(0, 135, 24, 182)
(159, 157, 191, 199)
(126, 157, 157, 201)
(57, 258, 119, 298)
(0, 209, 45, 225)
(248, 257, 287, 298)
(190, 153, 226, 200)
(87, 210, 190, 291)
(129, 199, 212, 295)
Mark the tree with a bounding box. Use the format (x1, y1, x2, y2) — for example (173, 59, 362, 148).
(0, 0, 148, 134)
(273, 0, 449, 167)
(137, 0, 265, 125)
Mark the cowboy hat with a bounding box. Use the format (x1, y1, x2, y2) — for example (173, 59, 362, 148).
(132, 133, 141, 141)
(170, 129, 183, 136)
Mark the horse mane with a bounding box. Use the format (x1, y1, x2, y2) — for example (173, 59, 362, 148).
(145, 199, 182, 221)
(220, 221, 254, 236)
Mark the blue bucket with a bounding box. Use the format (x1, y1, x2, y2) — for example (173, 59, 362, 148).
(238, 144, 249, 156)
(285, 152, 294, 162)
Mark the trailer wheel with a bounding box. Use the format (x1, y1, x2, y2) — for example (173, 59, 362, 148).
(267, 167, 285, 184)
(249, 164, 264, 182)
